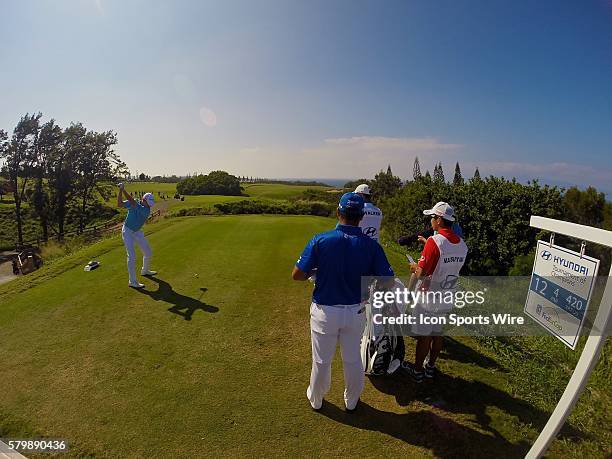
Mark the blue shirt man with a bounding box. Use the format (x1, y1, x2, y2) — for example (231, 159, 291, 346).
(292, 192, 394, 413)
(296, 223, 393, 305)
(123, 201, 151, 232)
(117, 185, 157, 288)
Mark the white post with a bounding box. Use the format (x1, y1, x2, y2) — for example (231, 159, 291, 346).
(0, 441, 27, 459)
(526, 216, 612, 458)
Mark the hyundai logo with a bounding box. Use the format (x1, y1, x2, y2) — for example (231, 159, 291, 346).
(540, 250, 552, 260)
(364, 227, 377, 237)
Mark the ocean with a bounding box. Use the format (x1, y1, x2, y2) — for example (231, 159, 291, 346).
(277, 178, 353, 188)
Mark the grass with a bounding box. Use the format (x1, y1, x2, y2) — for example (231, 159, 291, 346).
(0, 214, 609, 457)
(0, 205, 41, 249)
(121, 181, 332, 202)
(0, 182, 330, 248)
(241, 183, 332, 200)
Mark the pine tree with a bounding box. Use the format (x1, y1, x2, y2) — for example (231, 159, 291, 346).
(413, 157, 422, 180)
(453, 162, 464, 186)
(371, 165, 402, 199)
(433, 162, 445, 184)
(424, 170, 431, 181)
(473, 168, 481, 180)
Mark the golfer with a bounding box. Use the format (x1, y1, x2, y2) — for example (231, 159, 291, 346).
(292, 192, 394, 412)
(354, 184, 383, 242)
(117, 183, 157, 288)
(402, 202, 467, 382)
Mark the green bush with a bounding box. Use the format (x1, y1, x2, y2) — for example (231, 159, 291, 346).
(292, 188, 343, 204)
(171, 207, 219, 217)
(213, 199, 334, 217)
(382, 176, 564, 275)
(177, 171, 242, 196)
(509, 251, 535, 276)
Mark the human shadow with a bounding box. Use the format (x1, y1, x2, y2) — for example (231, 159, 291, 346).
(368, 370, 586, 450)
(441, 337, 504, 370)
(137, 276, 219, 320)
(318, 400, 530, 458)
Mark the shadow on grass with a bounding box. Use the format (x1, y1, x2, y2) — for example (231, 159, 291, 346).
(137, 276, 219, 320)
(441, 337, 505, 370)
(0, 253, 16, 263)
(367, 369, 586, 455)
(318, 400, 530, 458)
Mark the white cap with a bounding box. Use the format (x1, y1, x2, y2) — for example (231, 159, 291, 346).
(423, 201, 455, 221)
(354, 184, 371, 195)
(143, 192, 155, 207)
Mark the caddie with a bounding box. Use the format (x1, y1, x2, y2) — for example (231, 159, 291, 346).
(292, 192, 394, 412)
(402, 201, 468, 382)
(117, 183, 157, 288)
(354, 184, 383, 242)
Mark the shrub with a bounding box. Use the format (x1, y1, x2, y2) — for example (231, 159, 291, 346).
(509, 251, 536, 276)
(171, 207, 219, 217)
(382, 176, 564, 275)
(177, 171, 242, 196)
(292, 189, 343, 204)
(213, 200, 334, 217)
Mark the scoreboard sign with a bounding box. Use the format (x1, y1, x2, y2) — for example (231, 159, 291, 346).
(524, 240, 600, 349)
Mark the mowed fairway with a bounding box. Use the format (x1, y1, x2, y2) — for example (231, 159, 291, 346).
(110, 182, 335, 215)
(0, 215, 603, 458)
(121, 181, 332, 201)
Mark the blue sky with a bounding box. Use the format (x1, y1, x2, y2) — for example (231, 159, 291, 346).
(1, 0, 611, 192)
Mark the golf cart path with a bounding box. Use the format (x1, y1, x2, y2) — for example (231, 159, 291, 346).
(0, 263, 16, 285)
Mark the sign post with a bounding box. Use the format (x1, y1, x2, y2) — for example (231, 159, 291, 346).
(526, 216, 612, 459)
(524, 240, 599, 349)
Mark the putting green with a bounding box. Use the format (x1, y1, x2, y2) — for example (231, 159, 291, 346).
(0, 216, 605, 457)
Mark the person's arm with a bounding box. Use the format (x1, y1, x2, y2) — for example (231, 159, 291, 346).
(118, 184, 137, 208)
(407, 265, 423, 290)
(292, 236, 318, 281)
(417, 228, 435, 244)
(125, 190, 136, 207)
(117, 184, 124, 208)
(292, 266, 311, 281)
(397, 228, 434, 246)
(408, 238, 439, 289)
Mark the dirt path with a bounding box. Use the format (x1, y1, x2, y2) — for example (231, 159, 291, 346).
(0, 261, 17, 286)
(0, 251, 18, 286)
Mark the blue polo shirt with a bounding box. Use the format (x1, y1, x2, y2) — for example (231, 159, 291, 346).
(296, 224, 394, 305)
(123, 201, 150, 232)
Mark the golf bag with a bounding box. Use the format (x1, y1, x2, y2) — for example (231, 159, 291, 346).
(361, 278, 406, 376)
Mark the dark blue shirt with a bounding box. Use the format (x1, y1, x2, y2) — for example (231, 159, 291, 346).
(296, 224, 394, 305)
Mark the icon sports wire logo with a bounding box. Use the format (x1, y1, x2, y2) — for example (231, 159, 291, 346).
(539, 249, 590, 275)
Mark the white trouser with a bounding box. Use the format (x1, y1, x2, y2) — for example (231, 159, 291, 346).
(307, 302, 366, 410)
(122, 225, 152, 284)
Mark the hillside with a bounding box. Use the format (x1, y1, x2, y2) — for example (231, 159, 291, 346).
(0, 213, 609, 457)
